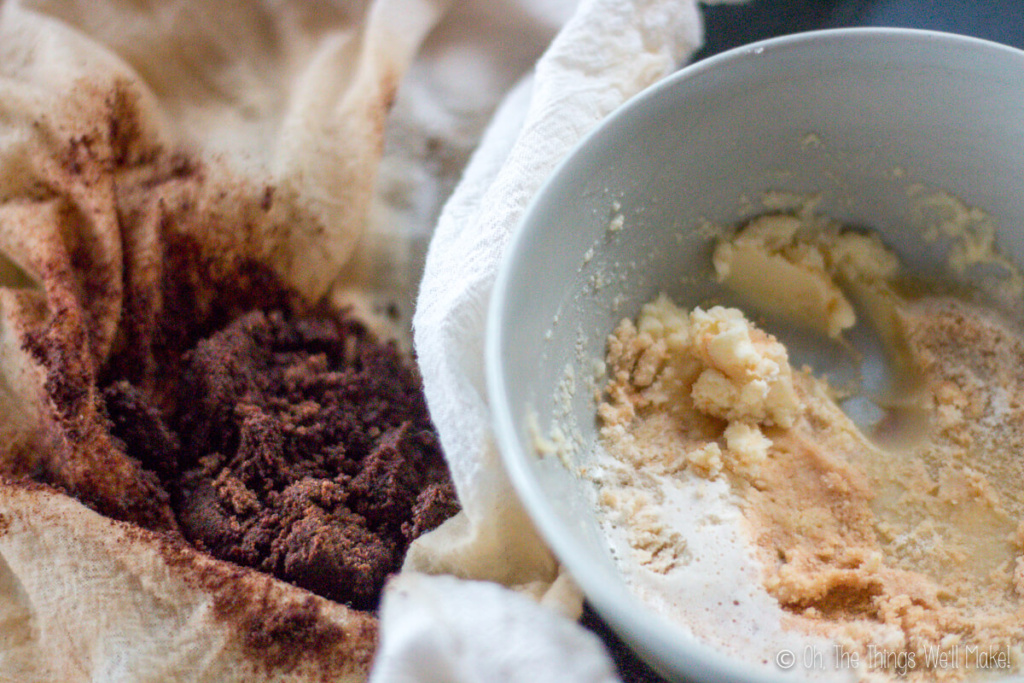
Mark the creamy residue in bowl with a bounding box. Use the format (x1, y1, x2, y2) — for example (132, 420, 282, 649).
(590, 212, 1024, 681)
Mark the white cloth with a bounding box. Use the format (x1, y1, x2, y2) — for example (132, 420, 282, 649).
(372, 573, 620, 683)
(0, 0, 723, 681)
(332, 0, 580, 348)
(374, 0, 712, 680)
(0, 1, 449, 680)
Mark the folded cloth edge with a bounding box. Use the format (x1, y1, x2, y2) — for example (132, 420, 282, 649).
(397, 1, 708, 678)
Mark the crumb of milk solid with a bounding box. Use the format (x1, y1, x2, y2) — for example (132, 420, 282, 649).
(713, 213, 908, 345)
(689, 305, 800, 428)
(598, 297, 799, 481)
(908, 185, 1024, 299)
(761, 189, 820, 214)
(800, 132, 824, 150)
(528, 361, 585, 468)
(712, 214, 855, 338)
(722, 421, 770, 469)
(527, 408, 567, 459)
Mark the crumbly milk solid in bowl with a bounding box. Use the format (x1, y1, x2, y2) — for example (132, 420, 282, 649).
(487, 28, 1024, 683)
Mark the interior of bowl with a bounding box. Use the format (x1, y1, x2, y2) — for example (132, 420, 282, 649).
(488, 27, 1024, 682)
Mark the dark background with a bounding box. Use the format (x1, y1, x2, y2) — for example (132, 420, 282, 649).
(695, 0, 1024, 60)
(589, 0, 1024, 680)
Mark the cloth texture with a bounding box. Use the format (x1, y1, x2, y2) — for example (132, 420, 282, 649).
(0, 0, 715, 681)
(0, 0, 446, 680)
(407, 0, 703, 591)
(377, 0, 710, 680)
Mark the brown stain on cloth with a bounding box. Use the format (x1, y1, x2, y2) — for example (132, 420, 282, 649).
(0, 76, 458, 676)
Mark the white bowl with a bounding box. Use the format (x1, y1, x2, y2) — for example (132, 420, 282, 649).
(487, 28, 1024, 682)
